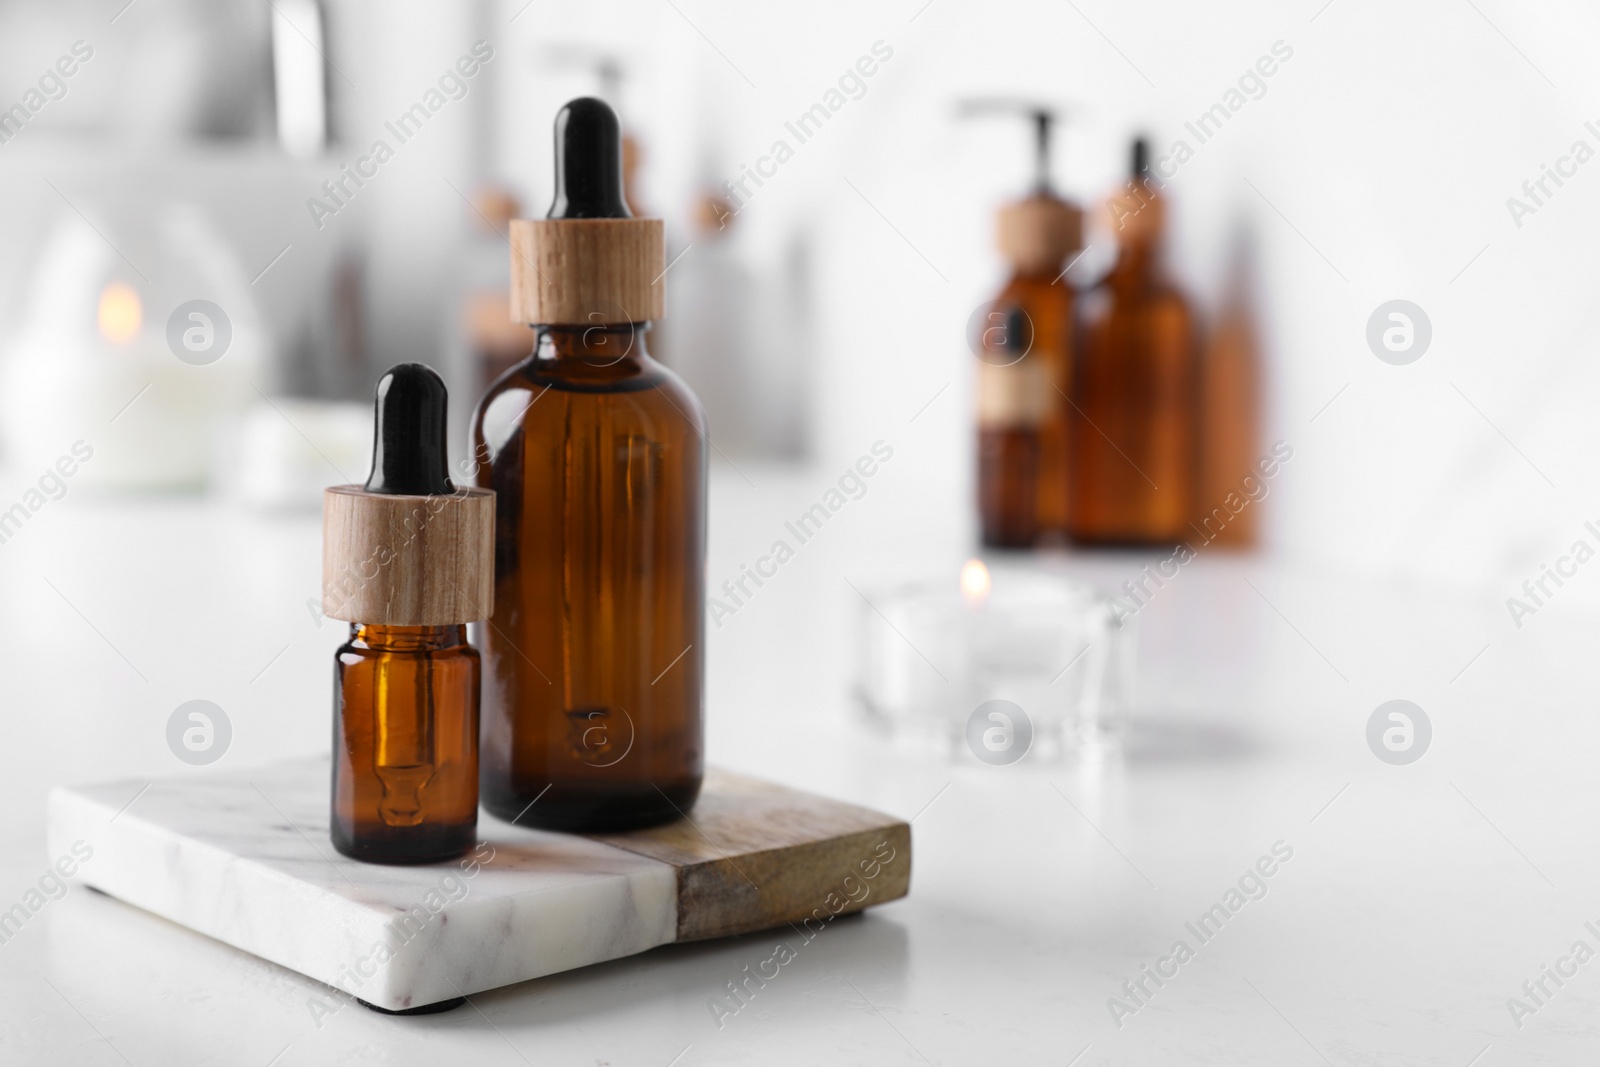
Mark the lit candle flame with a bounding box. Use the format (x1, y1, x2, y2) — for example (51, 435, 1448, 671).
(960, 558, 991, 607)
(97, 282, 142, 345)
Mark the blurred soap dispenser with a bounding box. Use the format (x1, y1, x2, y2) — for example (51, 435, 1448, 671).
(1071, 138, 1197, 546)
(962, 103, 1082, 548)
(0, 201, 265, 490)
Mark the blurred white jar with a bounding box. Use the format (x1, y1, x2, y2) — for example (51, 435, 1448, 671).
(227, 398, 370, 511)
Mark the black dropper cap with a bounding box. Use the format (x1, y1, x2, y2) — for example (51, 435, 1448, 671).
(363, 364, 454, 495)
(1132, 137, 1150, 179)
(547, 97, 631, 220)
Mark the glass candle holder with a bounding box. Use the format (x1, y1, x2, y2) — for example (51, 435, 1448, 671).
(854, 559, 1133, 760)
(0, 201, 264, 491)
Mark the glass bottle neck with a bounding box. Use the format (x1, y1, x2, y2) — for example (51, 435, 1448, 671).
(1109, 238, 1161, 288)
(1010, 262, 1066, 283)
(349, 623, 466, 652)
(534, 322, 651, 369)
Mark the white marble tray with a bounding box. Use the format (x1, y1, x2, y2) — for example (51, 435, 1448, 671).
(45, 758, 910, 1012)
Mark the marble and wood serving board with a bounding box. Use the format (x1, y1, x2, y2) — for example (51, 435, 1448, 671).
(45, 759, 911, 1012)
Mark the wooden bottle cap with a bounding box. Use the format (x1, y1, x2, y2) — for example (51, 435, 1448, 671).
(321, 485, 495, 625)
(1104, 179, 1166, 244)
(996, 194, 1083, 276)
(508, 217, 665, 325)
(1107, 141, 1165, 245)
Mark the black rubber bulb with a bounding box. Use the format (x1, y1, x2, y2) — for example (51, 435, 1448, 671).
(546, 96, 632, 220)
(363, 363, 454, 495)
(1132, 137, 1150, 178)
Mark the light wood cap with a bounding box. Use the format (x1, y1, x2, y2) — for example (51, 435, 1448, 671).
(509, 217, 665, 325)
(322, 485, 495, 625)
(1105, 181, 1166, 244)
(997, 194, 1083, 275)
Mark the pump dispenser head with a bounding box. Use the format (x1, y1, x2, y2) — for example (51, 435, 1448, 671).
(960, 99, 1083, 276)
(510, 97, 664, 326)
(322, 363, 494, 626)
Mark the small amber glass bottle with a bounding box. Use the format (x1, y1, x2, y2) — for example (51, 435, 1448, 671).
(324, 364, 495, 864)
(473, 98, 705, 832)
(333, 623, 480, 862)
(1071, 140, 1197, 546)
(971, 107, 1082, 548)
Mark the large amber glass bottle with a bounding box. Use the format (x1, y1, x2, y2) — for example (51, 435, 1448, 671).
(473, 98, 705, 832)
(1071, 142, 1196, 545)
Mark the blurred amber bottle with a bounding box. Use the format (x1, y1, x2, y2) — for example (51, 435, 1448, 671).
(1071, 140, 1197, 546)
(462, 187, 535, 398)
(1195, 238, 1262, 548)
(968, 106, 1082, 547)
(325, 364, 495, 864)
(473, 98, 705, 832)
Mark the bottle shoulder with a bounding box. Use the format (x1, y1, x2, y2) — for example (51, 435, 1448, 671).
(471, 356, 706, 451)
(990, 274, 1076, 354)
(483, 347, 710, 392)
(995, 273, 1076, 308)
(337, 625, 477, 660)
(1082, 276, 1193, 322)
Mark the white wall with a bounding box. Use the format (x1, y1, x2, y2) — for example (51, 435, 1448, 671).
(2, 0, 1592, 608)
(484, 0, 1600, 608)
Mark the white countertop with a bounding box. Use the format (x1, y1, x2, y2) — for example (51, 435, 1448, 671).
(0, 461, 1592, 1066)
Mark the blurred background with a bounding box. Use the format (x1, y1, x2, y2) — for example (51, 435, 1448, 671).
(5, 0, 1600, 814)
(7, 1, 1600, 1061)
(3, 0, 1595, 591)
(4, 0, 1596, 813)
